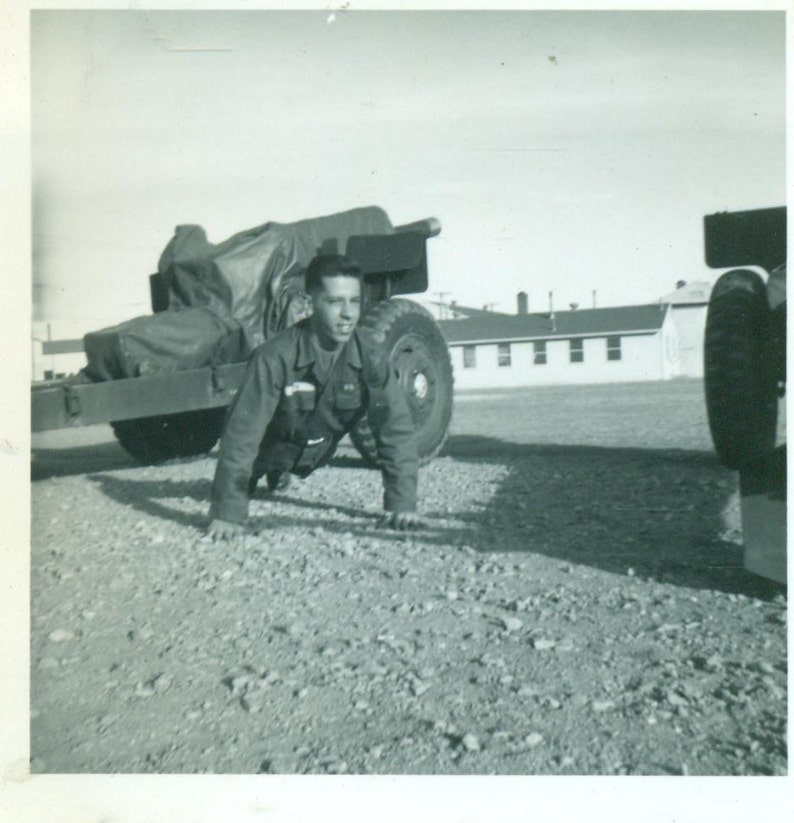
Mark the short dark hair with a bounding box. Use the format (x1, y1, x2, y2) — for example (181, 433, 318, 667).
(305, 254, 362, 293)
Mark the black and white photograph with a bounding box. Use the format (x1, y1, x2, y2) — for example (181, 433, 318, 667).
(3, 1, 790, 820)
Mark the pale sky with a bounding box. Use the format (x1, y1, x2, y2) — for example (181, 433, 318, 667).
(31, 9, 786, 333)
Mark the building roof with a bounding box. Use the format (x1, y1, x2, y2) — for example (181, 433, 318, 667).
(658, 280, 713, 306)
(427, 301, 512, 320)
(439, 303, 669, 344)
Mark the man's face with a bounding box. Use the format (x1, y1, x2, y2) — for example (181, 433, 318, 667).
(310, 275, 362, 348)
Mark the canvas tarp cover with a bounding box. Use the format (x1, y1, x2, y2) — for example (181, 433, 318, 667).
(83, 307, 248, 382)
(158, 206, 394, 349)
(82, 206, 393, 382)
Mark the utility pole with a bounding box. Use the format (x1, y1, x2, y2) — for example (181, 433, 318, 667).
(434, 291, 450, 320)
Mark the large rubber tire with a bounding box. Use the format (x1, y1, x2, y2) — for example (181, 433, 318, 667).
(350, 299, 454, 467)
(111, 407, 227, 465)
(704, 268, 778, 470)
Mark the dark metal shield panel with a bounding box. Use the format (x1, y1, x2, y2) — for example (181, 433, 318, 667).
(347, 232, 429, 300)
(704, 206, 787, 274)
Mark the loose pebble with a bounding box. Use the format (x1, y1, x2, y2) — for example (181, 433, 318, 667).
(592, 700, 615, 713)
(501, 617, 524, 633)
(462, 733, 481, 752)
(532, 638, 556, 651)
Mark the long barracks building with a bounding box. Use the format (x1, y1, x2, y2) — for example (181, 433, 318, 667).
(436, 282, 711, 390)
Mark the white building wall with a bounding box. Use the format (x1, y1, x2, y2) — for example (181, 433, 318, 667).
(450, 330, 674, 390)
(660, 308, 680, 380)
(669, 304, 707, 378)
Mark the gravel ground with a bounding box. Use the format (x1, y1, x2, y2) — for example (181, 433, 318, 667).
(30, 380, 787, 775)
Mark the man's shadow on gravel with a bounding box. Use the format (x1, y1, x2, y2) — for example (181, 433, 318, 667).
(432, 435, 784, 600)
(86, 474, 402, 536)
(85, 475, 213, 530)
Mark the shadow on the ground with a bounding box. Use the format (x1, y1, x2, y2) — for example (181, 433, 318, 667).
(85, 475, 214, 531)
(31, 439, 362, 480)
(340, 434, 782, 599)
(32, 441, 138, 480)
(38, 431, 785, 599)
(85, 474, 382, 534)
(437, 435, 784, 600)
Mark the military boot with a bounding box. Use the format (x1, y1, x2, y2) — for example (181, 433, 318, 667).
(266, 470, 291, 492)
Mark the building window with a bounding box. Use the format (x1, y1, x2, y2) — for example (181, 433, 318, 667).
(498, 342, 512, 367)
(533, 340, 547, 365)
(569, 338, 584, 363)
(463, 345, 477, 369)
(607, 336, 622, 361)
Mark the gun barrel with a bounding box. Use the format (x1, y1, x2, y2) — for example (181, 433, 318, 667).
(394, 217, 442, 238)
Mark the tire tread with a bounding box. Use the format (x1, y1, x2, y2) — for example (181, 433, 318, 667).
(351, 299, 453, 467)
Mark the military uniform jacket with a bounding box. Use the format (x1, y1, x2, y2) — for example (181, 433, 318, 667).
(210, 318, 418, 524)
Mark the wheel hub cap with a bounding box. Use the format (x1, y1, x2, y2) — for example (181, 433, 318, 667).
(413, 372, 429, 400)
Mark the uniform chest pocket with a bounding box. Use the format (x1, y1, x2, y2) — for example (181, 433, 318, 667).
(285, 381, 316, 412)
(334, 382, 363, 411)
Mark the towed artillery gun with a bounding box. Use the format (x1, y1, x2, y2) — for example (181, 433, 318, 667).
(32, 206, 454, 468)
(703, 206, 786, 584)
